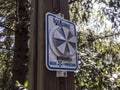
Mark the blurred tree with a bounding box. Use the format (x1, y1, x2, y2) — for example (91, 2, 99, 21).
(12, 0, 31, 89)
(69, 0, 120, 90)
(0, 0, 15, 89)
(0, 0, 31, 89)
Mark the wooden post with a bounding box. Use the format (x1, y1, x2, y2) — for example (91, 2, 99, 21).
(29, 0, 74, 90)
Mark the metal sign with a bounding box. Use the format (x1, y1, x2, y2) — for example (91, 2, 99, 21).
(45, 12, 78, 71)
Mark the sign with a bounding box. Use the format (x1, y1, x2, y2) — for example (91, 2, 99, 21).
(45, 12, 78, 71)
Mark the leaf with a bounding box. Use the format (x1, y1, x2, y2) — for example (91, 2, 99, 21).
(24, 80, 28, 88)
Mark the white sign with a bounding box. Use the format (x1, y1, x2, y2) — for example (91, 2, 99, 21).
(45, 12, 78, 71)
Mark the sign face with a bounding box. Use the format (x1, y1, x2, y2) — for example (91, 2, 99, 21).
(45, 12, 78, 71)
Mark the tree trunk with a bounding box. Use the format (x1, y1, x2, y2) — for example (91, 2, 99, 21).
(13, 0, 30, 87)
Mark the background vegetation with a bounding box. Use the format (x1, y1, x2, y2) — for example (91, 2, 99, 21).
(69, 0, 120, 90)
(0, 0, 120, 90)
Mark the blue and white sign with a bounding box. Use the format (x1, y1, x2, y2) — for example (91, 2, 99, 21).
(45, 12, 78, 71)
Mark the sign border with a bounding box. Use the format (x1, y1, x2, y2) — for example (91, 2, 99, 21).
(45, 12, 78, 71)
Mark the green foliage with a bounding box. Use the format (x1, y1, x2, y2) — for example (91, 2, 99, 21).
(0, 0, 15, 89)
(24, 80, 28, 88)
(69, 0, 120, 90)
(76, 32, 120, 89)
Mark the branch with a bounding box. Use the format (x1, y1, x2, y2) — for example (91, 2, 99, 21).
(0, 23, 15, 32)
(95, 32, 120, 40)
(79, 31, 120, 42)
(0, 47, 13, 51)
(7, 0, 16, 5)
